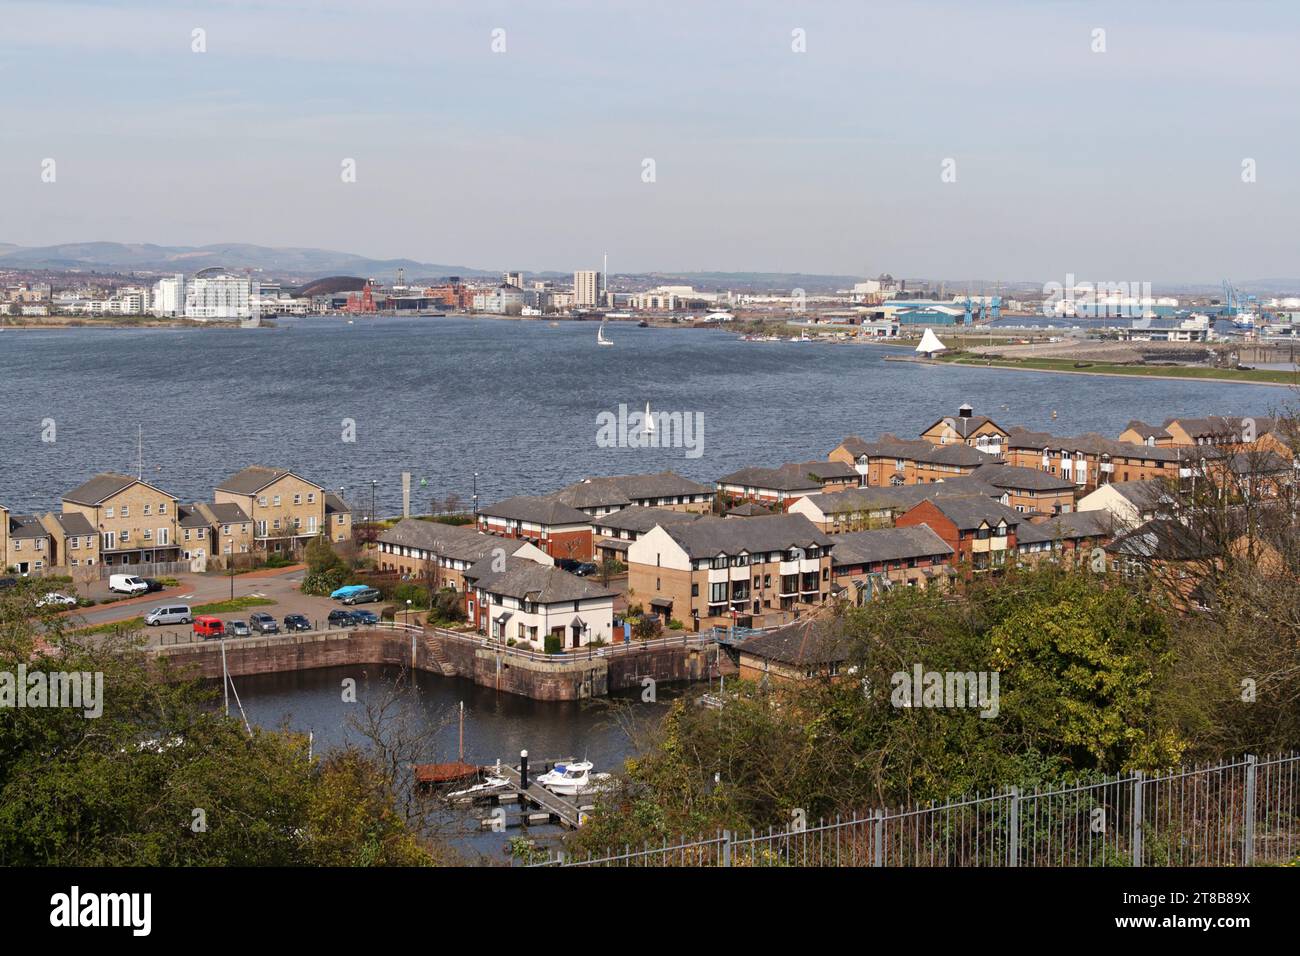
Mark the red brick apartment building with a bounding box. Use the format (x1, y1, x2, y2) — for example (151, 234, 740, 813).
(476, 495, 594, 561)
(895, 496, 1024, 574)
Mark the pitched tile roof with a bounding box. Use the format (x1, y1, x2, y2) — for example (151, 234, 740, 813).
(7, 514, 50, 539)
(549, 472, 713, 509)
(654, 513, 833, 560)
(477, 495, 591, 526)
(969, 463, 1077, 492)
(737, 619, 849, 667)
(44, 512, 96, 536)
(464, 555, 616, 603)
(835, 435, 999, 467)
(378, 517, 539, 562)
(830, 525, 953, 567)
(718, 460, 858, 492)
(909, 496, 1024, 531)
(63, 472, 150, 506)
(217, 466, 320, 496)
(592, 507, 703, 535)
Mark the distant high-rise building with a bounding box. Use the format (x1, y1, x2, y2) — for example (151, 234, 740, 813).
(574, 270, 602, 308)
(151, 274, 185, 317)
(183, 269, 253, 320)
(503, 271, 525, 288)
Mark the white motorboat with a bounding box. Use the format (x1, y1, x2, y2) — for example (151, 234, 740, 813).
(536, 760, 597, 796)
(446, 775, 510, 800)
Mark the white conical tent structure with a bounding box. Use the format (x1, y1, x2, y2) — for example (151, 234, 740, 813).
(916, 328, 948, 357)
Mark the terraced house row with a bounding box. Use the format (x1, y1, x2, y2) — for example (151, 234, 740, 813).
(2, 466, 351, 580)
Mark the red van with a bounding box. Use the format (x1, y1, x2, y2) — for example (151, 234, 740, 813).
(194, 616, 225, 640)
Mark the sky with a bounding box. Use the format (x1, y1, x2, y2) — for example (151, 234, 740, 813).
(1, 0, 1298, 284)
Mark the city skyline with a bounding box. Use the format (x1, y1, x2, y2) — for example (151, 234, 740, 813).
(2, 0, 1298, 282)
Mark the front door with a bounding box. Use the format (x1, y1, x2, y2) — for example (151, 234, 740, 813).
(571, 622, 582, 647)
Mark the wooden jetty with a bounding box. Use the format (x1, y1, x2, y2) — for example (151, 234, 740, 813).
(495, 761, 587, 829)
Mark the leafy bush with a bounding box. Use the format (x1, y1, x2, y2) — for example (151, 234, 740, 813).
(544, 634, 562, 654)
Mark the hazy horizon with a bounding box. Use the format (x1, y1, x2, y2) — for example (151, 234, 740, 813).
(3, 0, 1297, 283)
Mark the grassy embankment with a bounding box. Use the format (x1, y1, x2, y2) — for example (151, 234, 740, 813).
(935, 351, 1299, 385)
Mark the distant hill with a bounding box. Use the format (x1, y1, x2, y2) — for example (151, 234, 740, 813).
(0, 242, 495, 280)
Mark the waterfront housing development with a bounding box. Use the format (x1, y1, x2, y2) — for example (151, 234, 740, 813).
(3, 404, 1294, 645)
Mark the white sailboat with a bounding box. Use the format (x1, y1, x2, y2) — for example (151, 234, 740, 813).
(597, 319, 613, 346)
(643, 401, 655, 436)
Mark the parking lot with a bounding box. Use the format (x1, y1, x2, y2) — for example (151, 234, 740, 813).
(57, 566, 410, 648)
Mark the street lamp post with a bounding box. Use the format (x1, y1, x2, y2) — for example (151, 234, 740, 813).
(404, 599, 413, 627)
(370, 480, 378, 529)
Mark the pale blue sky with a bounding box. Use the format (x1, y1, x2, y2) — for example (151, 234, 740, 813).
(2, 0, 1297, 282)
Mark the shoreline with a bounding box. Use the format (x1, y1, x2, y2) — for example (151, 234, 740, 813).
(888, 355, 1298, 388)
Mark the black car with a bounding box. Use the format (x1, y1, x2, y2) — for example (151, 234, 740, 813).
(0, 577, 17, 590)
(327, 609, 358, 628)
(571, 562, 597, 576)
(348, 609, 380, 626)
(142, 578, 166, 593)
(283, 614, 313, 632)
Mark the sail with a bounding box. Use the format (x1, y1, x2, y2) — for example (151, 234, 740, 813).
(916, 328, 947, 354)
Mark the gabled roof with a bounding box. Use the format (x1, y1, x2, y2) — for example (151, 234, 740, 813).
(908, 496, 1023, 532)
(737, 619, 849, 667)
(217, 466, 321, 496)
(921, 409, 1007, 441)
(7, 514, 49, 539)
(478, 495, 591, 526)
(830, 525, 953, 567)
(835, 435, 999, 468)
(800, 480, 1004, 517)
(201, 501, 253, 524)
(178, 504, 211, 529)
(378, 517, 538, 563)
(464, 555, 616, 604)
(43, 512, 96, 536)
(324, 493, 351, 516)
(652, 513, 833, 560)
(969, 463, 1077, 493)
(1017, 510, 1115, 545)
(592, 507, 703, 535)
(64, 472, 174, 506)
(1005, 427, 1190, 463)
(1105, 518, 1218, 561)
(1095, 479, 1176, 512)
(717, 460, 858, 492)
(549, 472, 713, 509)
(1122, 420, 1172, 440)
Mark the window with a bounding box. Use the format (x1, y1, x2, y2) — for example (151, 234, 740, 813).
(293, 494, 302, 505)
(106, 507, 114, 518)
(143, 504, 151, 516)
(121, 506, 129, 518)
(273, 495, 281, 506)
(159, 502, 167, 514)
(258, 496, 268, 507)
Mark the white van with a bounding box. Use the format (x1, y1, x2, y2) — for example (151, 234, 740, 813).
(109, 574, 149, 595)
(145, 605, 192, 626)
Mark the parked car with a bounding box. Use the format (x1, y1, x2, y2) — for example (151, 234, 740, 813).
(330, 584, 369, 600)
(36, 592, 77, 608)
(0, 577, 18, 590)
(348, 609, 379, 625)
(249, 612, 279, 635)
(227, 619, 252, 638)
(327, 609, 358, 628)
(193, 616, 225, 640)
(283, 614, 312, 632)
(341, 587, 382, 606)
(556, 559, 597, 576)
(109, 574, 149, 595)
(142, 578, 166, 593)
(145, 605, 193, 627)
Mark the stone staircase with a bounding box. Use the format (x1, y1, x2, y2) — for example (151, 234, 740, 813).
(424, 636, 458, 677)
